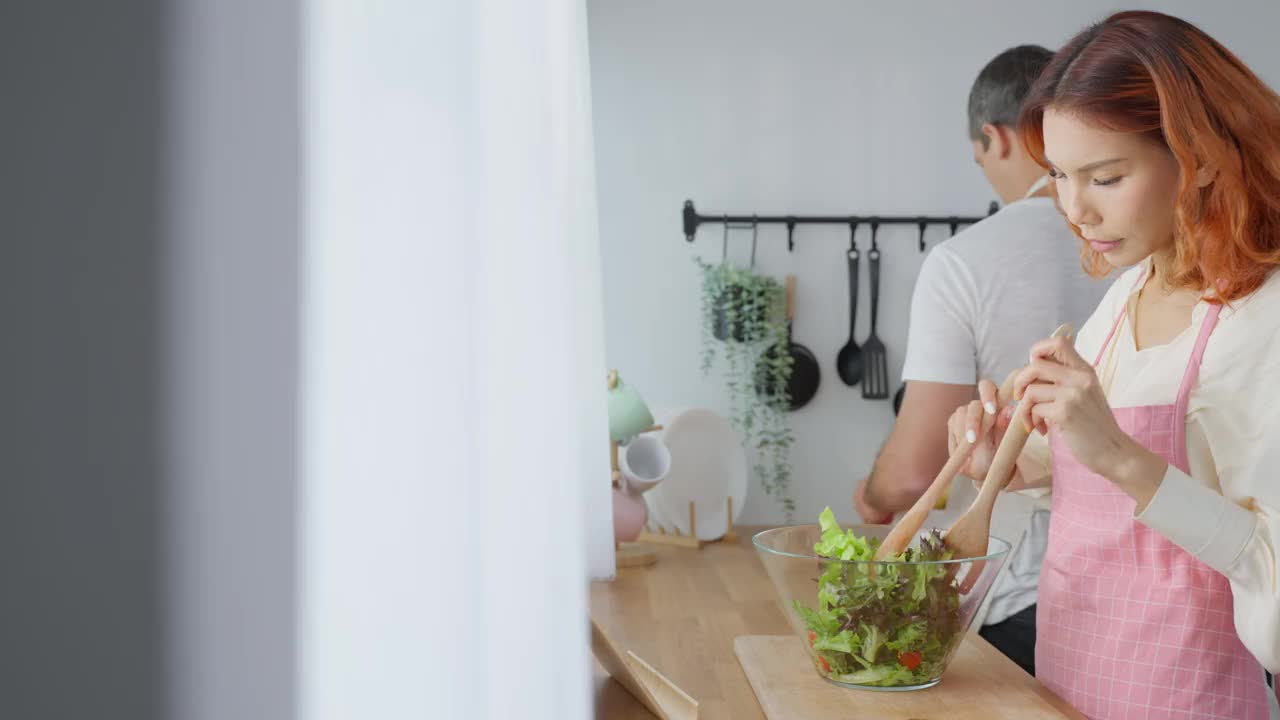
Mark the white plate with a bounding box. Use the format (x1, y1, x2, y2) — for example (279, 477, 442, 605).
(639, 404, 679, 534)
(653, 408, 747, 540)
(642, 491, 670, 534)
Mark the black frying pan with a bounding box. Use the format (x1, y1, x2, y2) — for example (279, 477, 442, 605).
(757, 274, 820, 410)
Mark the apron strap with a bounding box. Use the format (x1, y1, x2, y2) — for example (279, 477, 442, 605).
(1093, 268, 1150, 367)
(1089, 265, 1221, 474)
(1172, 302, 1222, 472)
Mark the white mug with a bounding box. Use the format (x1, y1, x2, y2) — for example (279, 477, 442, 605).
(618, 434, 671, 495)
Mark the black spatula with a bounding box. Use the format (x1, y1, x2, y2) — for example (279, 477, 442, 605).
(861, 224, 889, 400)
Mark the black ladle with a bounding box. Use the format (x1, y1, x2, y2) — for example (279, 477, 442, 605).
(835, 223, 862, 386)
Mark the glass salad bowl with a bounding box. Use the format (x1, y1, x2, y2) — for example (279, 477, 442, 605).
(753, 509, 1011, 691)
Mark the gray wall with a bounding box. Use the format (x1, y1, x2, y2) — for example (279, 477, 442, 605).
(167, 0, 301, 718)
(0, 1, 167, 718)
(1, 1, 302, 718)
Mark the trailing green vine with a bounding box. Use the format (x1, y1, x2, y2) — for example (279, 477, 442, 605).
(694, 257, 796, 519)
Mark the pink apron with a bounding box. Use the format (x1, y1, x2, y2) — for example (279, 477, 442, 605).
(1036, 280, 1271, 720)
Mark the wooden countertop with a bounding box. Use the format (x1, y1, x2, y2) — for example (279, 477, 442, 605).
(590, 527, 1082, 719)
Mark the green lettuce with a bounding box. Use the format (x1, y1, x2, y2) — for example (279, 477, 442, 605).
(793, 507, 963, 687)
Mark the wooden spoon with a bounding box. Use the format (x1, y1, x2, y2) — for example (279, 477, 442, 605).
(872, 362, 1023, 564)
(943, 323, 1073, 590)
(872, 442, 977, 563)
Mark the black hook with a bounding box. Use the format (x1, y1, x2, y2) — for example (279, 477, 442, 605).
(786, 217, 797, 252)
(848, 221, 859, 252)
(948, 217, 959, 236)
(988, 200, 1000, 216)
(749, 216, 759, 268)
(917, 218, 928, 252)
(870, 221, 880, 252)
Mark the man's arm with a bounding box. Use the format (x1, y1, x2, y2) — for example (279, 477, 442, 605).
(855, 244, 978, 520)
(861, 380, 976, 514)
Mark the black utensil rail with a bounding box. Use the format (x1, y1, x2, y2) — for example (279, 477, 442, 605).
(682, 199, 999, 251)
(685, 197, 999, 405)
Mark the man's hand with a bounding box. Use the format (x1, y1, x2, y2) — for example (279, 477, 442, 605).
(853, 475, 894, 524)
(859, 380, 978, 514)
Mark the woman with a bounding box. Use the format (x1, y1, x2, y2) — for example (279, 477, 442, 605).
(949, 11, 1280, 720)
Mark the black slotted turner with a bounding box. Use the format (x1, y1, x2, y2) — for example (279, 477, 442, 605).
(861, 223, 889, 399)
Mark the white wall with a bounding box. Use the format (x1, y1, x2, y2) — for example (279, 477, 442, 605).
(301, 1, 605, 718)
(588, 0, 1280, 525)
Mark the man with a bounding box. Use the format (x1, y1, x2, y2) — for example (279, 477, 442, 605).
(852, 45, 1107, 676)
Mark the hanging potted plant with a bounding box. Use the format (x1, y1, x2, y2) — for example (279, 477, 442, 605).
(694, 252, 796, 519)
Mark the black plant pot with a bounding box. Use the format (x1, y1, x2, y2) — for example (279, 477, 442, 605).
(711, 286, 771, 342)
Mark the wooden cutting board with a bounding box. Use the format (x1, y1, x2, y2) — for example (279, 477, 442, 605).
(734, 635, 1086, 720)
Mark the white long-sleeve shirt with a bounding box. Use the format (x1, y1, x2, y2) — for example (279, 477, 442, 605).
(1020, 256, 1280, 673)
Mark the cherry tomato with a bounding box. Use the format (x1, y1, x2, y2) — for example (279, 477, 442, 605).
(898, 651, 922, 670)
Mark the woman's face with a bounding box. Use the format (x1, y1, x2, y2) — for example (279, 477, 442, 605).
(1041, 108, 1183, 268)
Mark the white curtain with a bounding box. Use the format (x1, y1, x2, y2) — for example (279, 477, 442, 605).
(301, 2, 610, 720)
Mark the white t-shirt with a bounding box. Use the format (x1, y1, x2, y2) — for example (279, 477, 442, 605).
(901, 194, 1108, 625)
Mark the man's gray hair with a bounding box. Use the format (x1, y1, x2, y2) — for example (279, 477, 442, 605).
(968, 45, 1054, 148)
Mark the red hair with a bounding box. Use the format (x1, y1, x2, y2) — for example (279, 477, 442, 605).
(1019, 11, 1280, 303)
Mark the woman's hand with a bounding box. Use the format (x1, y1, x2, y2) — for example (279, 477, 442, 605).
(946, 378, 1011, 481)
(1012, 334, 1165, 504)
